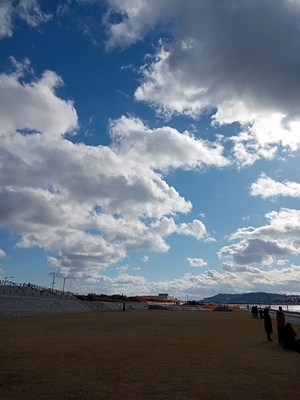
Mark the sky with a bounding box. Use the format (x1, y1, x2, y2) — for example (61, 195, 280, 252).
(1, 0, 300, 299)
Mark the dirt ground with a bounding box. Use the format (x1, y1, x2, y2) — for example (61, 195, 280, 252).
(0, 309, 299, 400)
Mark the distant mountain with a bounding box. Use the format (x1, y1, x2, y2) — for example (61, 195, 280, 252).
(200, 292, 299, 304)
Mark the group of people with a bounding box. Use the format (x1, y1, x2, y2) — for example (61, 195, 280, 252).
(250, 305, 259, 318)
(263, 306, 300, 352)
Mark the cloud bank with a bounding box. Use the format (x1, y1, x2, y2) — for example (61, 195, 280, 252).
(2, 1, 300, 297)
(105, 0, 300, 166)
(0, 62, 218, 281)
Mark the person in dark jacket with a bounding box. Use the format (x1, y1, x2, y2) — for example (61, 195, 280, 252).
(276, 306, 285, 346)
(264, 307, 273, 342)
(282, 323, 297, 350)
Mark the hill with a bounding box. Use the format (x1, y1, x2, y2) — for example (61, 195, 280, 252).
(200, 292, 299, 304)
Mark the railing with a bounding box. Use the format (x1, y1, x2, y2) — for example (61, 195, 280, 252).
(0, 281, 26, 291)
(0, 280, 18, 286)
(0, 281, 77, 300)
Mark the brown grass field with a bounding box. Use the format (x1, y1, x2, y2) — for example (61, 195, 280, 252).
(1, 309, 299, 400)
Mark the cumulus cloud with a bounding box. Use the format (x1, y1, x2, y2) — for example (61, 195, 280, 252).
(77, 268, 237, 297)
(148, 218, 212, 242)
(89, 267, 248, 298)
(0, 67, 78, 136)
(187, 258, 207, 267)
(251, 174, 300, 198)
(218, 262, 300, 295)
(147, 264, 299, 298)
(222, 261, 263, 274)
(0, 62, 218, 279)
(219, 208, 300, 265)
(276, 259, 289, 266)
(4, 1, 300, 296)
(104, 0, 300, 165)
(160, 261, 300, 297)
(77, 271, 152, 296)
(109, 116, 229, 171)
(103, 0, 176, 50)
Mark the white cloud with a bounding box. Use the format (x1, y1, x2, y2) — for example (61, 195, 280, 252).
(109, 116, 229, 171)
(131, 266, 141, 271)
(149, 217, 212, 242)
(0, 249, 6, 258)
(4, 1, 300, 296)
(276, 259, 289, 266)
(222, 261, 262, 274)
(16, 0, 51, 27)
(251, 174, 300, 198)
(95, 272, 151, 295)
(138, 263, 300, 298)
(116, 265, 129, 273)
(0, 0, 51, 39)
(104, 1, 300, 165)
(0, 127, 196, 275)
(150, 264, 300, 297)
(44, 253, 300, 297)
(103, 0, 176, 50)
(0, 67, 78, 136)
(0, 1, 13, 38)
(187, 258, 207, 267)
(0, 62, 218, 280)
(219, 208, 300, 265)
(177, 220, 212, 241)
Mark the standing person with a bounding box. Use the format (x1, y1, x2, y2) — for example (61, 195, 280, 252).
(283, 323, 297, 350)
(264, 307, 273, 342)
(276, 306, 285, 346)
(123, 302, 126, 312)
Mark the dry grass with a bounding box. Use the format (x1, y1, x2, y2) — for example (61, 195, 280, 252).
(0, 310, 299, 400)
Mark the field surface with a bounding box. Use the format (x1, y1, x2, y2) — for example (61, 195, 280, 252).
(1, 309, 299, 400)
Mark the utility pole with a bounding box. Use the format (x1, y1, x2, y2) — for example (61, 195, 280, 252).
(51, 272, 55, 293)
(62, 277, 66, 294)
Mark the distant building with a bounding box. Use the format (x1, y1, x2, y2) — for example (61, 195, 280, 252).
(140, 293, 175, 302)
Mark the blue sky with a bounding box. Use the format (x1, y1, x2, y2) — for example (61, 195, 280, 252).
(1, 0, 300, 298)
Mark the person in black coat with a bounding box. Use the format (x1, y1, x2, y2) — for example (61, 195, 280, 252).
(264, 307, 273, 342)
(282, 323, 297, 350)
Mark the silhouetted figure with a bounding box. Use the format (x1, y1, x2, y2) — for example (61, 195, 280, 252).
(264, 307, 273, 342)
(276, 306, 285, 346)
(123, 302, 126, 312)
(251, 305, 258, 318)
(259, 309, 264, 318)
(283, 323, 297, 350)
